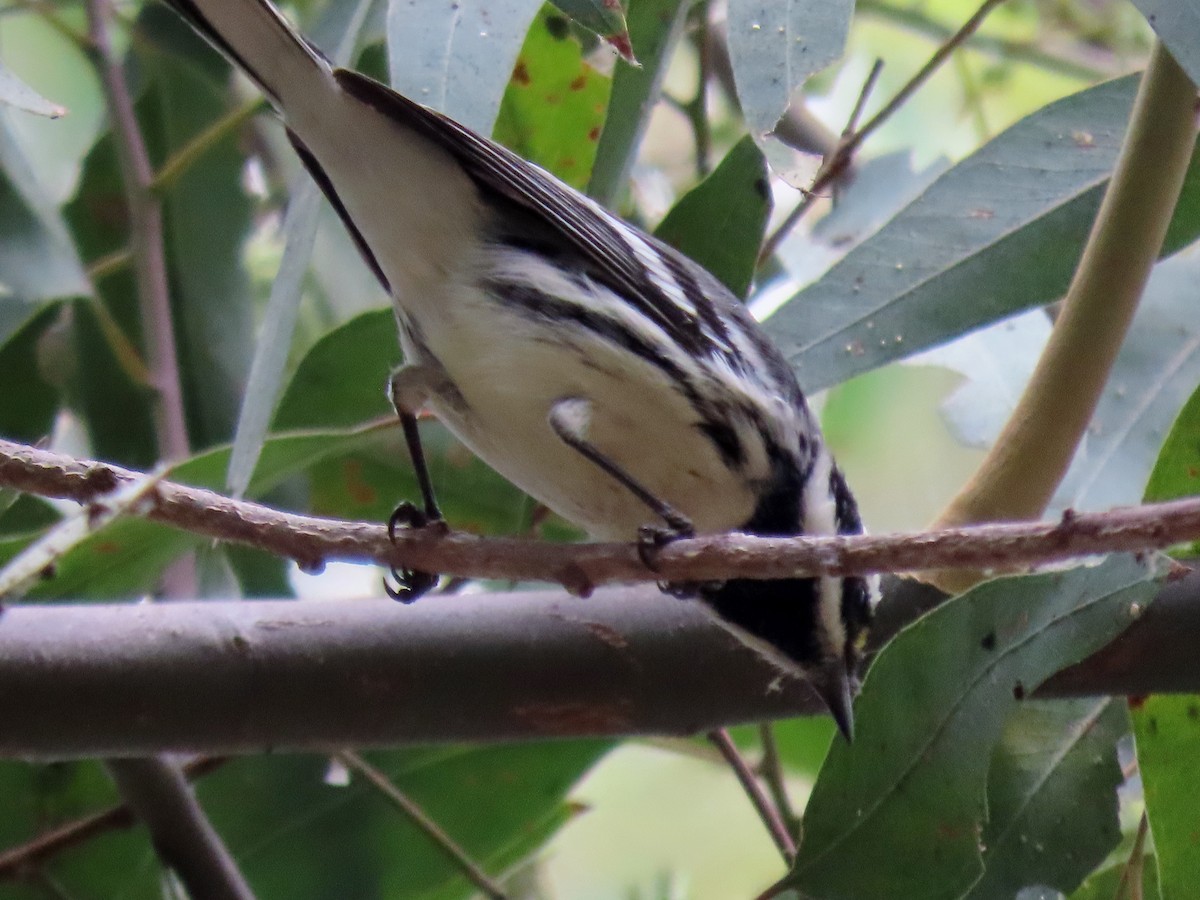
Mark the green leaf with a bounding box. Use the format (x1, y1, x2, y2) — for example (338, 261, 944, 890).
(199, 743, 608, 899)
(1072, 849, 1160, 900)
(1129, 2, 1200, 86)
(785, 556, 1161, 900)
(964, 699, 1127, 898)
(1142, 377, 1200, 507)
(587, 0, 688, 205)
(655, 136, 771, 298)
(493, 7, 612, 190)
(226, 0, 375, 498)
(1131, 696, 1200, 899)
(386, 0, 545, 134)
(0, 301, 62, 443)
(0, 759, 163, 900)
(0, 58, 65, 118)
(0, 113, 89, 347)
(273, 309, 398, 431)
(766, 75, 1200, 393)
(725, 0, 852, 136)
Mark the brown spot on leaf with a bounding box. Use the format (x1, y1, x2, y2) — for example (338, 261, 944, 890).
(512, 59, 531, 86)
(569, 74, 588, 91)
(588, 125, 602, 142)
(341, 459, 376, 506)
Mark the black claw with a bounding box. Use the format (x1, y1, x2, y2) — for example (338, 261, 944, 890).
(384, 501, 444, 603)
(636, 519, 695, 571)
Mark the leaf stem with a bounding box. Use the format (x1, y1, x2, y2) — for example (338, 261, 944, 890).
(337, 751, 509, 900)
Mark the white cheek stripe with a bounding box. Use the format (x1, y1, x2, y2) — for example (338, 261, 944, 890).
(802, 448, 847, 657)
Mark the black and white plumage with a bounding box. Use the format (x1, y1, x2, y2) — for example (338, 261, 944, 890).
(162, 0, 878, 737)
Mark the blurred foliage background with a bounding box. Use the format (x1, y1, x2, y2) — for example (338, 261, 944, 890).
(2, 0, 1199, 896)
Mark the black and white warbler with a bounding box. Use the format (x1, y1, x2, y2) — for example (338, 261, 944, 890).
(163, 0, 878, 737)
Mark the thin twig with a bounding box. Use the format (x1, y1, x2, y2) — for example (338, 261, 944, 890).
(337, 751, 508, 900)
(0, 758, 226, 879)
(707, 730, 796, 864)
(857, 0, 1112, 82)
(1113, 811, 1150, 900)
(85, 0, 190, 466)
(687, 1, 713, 178)
(758, 0, 1009, 263)
(844, 0, 1009, 165)
(757, 58, 882, 262)
(85, 0, 195, 597)
(7, 437, 1200, 590)
(756, 724, 801, 841)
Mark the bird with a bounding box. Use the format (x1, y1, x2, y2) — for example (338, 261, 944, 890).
(158, 0, 878, 738)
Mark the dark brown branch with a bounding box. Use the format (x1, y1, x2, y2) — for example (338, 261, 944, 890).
(0, 568, 1198, 759)
(103, 759, 255, 900)
(3, 438, 1200, 590)
(0, 758, 226, 879)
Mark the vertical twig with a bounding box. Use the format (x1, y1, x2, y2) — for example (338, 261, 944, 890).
(756, 724, 802, 841)
(83, 5, 249, 898)
(337, 751, 509, 900)
(758, 0, 1010, 263)
(85, 0, 195, 597)
(758, 59, 882, 262)
(706, 730, 796, 864)
(1112, 812, 1150, 900)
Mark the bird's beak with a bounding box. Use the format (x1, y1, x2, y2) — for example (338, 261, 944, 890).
(811, 661, 856, 742)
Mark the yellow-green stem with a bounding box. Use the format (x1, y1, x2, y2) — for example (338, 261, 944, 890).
(930, 42, 1198, 593)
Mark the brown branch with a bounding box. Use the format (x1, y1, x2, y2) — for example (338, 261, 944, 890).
(3, 438, 1200, 590)
(103, 758, 255, 900)
(0, 758, 225, 880)
(0, 568, 1198, 759)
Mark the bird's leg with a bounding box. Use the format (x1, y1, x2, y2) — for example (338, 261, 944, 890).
(548, 398, 698, 597)
(384, 365, 449, 602)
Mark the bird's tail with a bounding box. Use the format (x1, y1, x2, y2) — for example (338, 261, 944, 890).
(161, 0, 333, 113)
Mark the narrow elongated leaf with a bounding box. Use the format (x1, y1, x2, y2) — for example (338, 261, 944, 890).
(0, 112, 89, 347)
(786, 556, 1161, 900)
(655, 136, 771, 298)
(587, 0, 688, 205)
(226, 0, 376, 498)
(493, 7, 612, 189)
(387, 0, 545, 134)
(0, 302, 61, 443)
(726, 0, 852, 136)
(273, 309, 398, 430)
(1055, 242, 1200, 513)
(0, 60, 64, 118)
(965, 698, 1127, 898)
(1142, 377, 1200, 508)
(766, 75, 1200, 393)
(1129, 2, 1200, 86)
